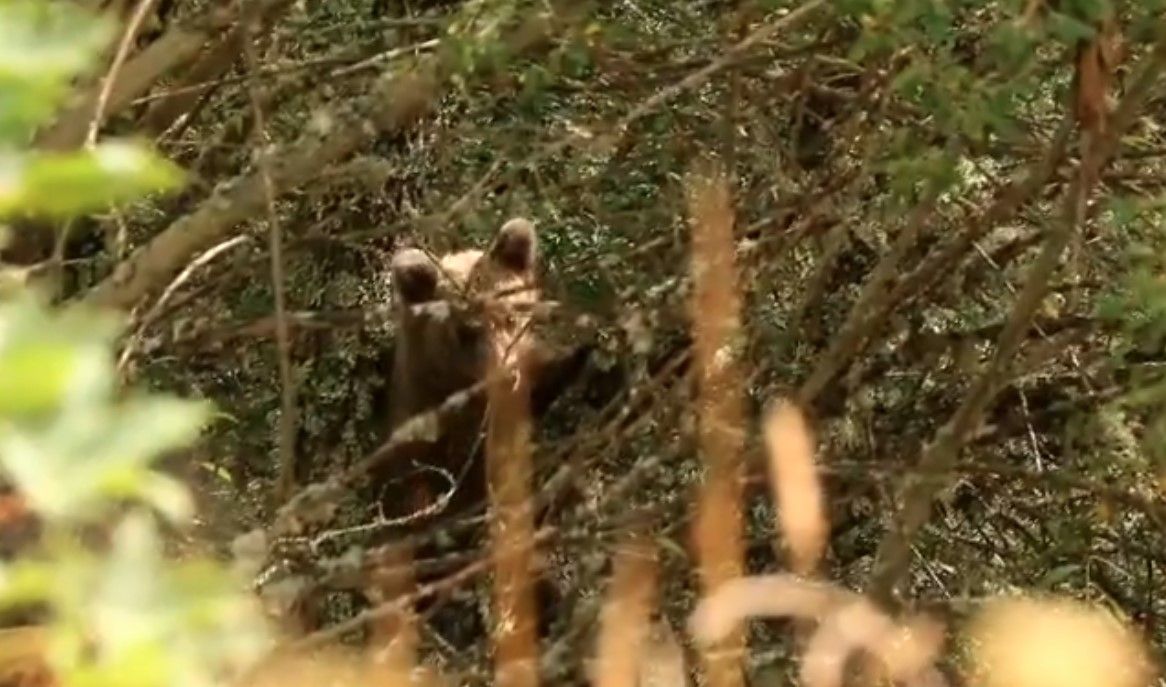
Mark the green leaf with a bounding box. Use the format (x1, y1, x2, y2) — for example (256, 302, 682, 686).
(0, 345, 78, 415)
(0, 0, 113, 141)
(0, 396, 210, 524)
(0, 142, 185, 219)
(0, 1, 112, 81)
(0, 559, 55, 607)
(0, 293, 120, 416)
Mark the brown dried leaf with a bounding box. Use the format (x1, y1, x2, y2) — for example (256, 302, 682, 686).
(762, 398, 827, 575)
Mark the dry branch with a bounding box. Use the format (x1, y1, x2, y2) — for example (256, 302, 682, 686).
(592, 526, 658, 687)
(140, 0, 295, 136)
(241, 20, 299, 507)
(83, 8, 571, 312)
(866, 26, 1166, 607)
(34, 2, 272, 150)
(87, 0, 160, 147)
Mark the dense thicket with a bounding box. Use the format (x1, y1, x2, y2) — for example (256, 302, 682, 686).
(6, 0, 1166, 683)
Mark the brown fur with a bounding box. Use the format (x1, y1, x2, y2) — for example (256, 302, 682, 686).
(360, 218, 594, 652)
(376, 217, 542, 522)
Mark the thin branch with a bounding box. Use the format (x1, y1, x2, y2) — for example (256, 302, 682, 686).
(140, 0, 294, 136)
(115, 234, 252, 375)
(83, 6, 574, 312)
(35, 3, 246, 150)
(617, 0, 828, 134)
(796, 182, 940, 402)
(866, 28, 1166, 608)
(797, 110, 1074, 405)
(242, 22, 298, 507)
(87, 0, 158, 147)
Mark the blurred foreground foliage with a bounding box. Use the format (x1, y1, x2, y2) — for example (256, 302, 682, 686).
(0, 3, 270, 687)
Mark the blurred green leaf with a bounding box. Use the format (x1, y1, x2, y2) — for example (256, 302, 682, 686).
(23, 517, 271, 687)
(0, 142, 185, 220)
(0, 396, 209, 524)
(0, 7, 272, 687)
(0, 559, 55, 607)
(0, 0, 112, 141)
(0, 293, 120, 416)
(0, 346, 76, 415)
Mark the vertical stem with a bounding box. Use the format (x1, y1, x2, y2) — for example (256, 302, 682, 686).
(487, 366, 540, 687)
(687, 161, 747, 687)
(242, 24, 298, 506)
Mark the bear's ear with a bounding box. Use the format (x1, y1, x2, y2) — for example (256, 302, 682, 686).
(391, 248, 440, 304)
(487, 217, 538, 274)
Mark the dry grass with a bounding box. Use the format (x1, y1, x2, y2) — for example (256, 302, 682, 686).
(365, 540, 423, 683)
(685, 159, 748, 687)
(484, 343, 540, 687)
(590, 527, 659, 687)
(762, 398, 826, 577)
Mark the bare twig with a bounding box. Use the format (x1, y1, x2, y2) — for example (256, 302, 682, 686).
(866, 28, 1166, 607)
(330, 39, 441, 78)
(87, 0, 158, 147)
(242, 22, 298, 506)
(84, 7, 572, 311)
(116, 234, 252, 375)
(286, 526, 555, 652)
